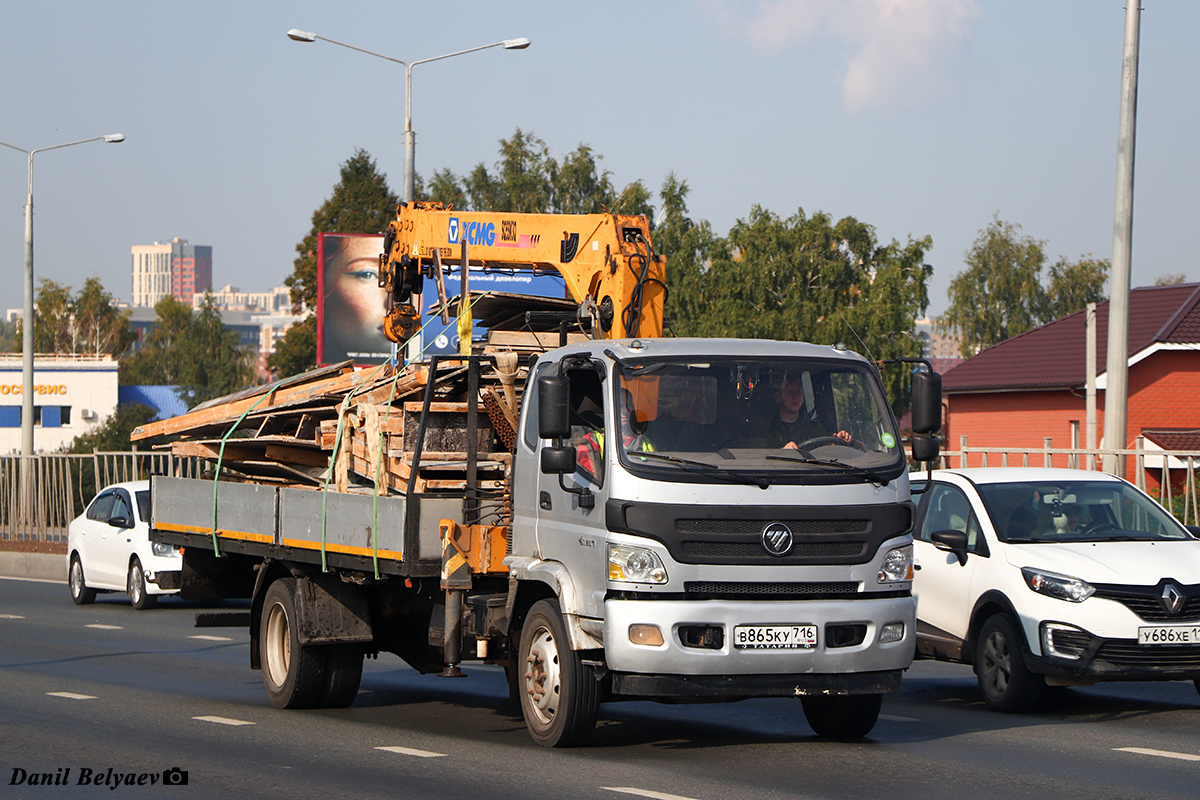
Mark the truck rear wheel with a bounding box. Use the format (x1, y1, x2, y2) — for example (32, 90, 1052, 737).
(320, 644, 363, 708)
(800, 693, 883, 738)
(261, 577, 326, 709)
(518, 599, 600, 747)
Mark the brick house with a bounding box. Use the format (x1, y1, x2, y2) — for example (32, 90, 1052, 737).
(940, 283, 1200, 488)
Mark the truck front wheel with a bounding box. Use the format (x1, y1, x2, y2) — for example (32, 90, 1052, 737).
(261, 577, 326, 709)
(800, 693, 883, 738)
(518, 599, 600, 747)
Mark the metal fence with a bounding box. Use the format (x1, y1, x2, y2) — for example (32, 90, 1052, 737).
(0, 450, 200, 544)
(938, 435, 1200, 525)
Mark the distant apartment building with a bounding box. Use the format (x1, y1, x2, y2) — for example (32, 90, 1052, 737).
(196, 284, 294, 314)
(131, 238, 212, 307)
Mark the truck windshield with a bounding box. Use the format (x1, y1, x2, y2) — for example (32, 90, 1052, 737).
(613, 357, 905, 484)
(976, 480, 1194, 543)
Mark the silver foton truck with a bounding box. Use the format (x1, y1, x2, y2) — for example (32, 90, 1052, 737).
(150, 338, 940, 746)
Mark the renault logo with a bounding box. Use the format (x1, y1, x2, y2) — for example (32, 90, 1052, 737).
(762, 522, 793, 556)
(1162, 583, 1185, 615)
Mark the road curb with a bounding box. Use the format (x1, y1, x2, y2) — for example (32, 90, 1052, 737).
(0, 552, 65, 582)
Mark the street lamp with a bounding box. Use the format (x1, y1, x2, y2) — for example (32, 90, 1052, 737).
(286, 29, 530, 203)
(0, 133, 125, 458)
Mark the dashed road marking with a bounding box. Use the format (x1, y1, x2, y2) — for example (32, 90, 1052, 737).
(375, 746, 447, 758)
(0, 614, 25, 619)
(86, 624, 123, 630)
(188, 635, 233, 642)
(603, 789, 704, 800)
(47, 692, 97, 700)
(879, 714, 919, 722)
(193, 716, 255, 726)
(1115, 747, 1200, 762)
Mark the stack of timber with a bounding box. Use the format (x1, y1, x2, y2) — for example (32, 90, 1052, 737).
(129, 353, 532, 520)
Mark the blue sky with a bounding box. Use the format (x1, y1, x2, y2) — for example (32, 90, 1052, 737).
(1, 1, 1196, 321)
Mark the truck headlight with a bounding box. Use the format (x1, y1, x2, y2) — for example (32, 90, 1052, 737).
(608, 544, 668, 584)
(877, 544, 913, 584)
(152, 542, 180, 558)
(1022, 568, 1095, 603)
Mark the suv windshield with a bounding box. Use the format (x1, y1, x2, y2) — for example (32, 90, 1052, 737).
(611, 356, 905, 484)
(975, 480, 1193, 543)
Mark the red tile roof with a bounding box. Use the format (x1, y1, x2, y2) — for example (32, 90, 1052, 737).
(942, 283, 1200, 393)
(1141, 429, 1200, 451)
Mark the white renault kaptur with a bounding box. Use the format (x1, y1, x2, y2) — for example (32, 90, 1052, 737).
(912, 468, 1200, 711)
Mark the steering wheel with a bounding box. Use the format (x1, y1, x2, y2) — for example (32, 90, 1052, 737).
(1082, 522, 1118, 534)
(794, 436, 850, 450)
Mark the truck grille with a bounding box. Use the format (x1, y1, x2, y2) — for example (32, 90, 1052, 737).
(684, 581, 859, 598)
(683, 541, 865, 558)
(677, 519, 869, 535)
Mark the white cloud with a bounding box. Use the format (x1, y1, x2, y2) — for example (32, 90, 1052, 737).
(716, 0, 982, 112)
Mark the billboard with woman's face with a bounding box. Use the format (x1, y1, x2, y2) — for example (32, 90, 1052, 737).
(317, 233, 393, 366)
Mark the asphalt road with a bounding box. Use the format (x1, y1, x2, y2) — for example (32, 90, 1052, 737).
(3, 576, 1200, 800)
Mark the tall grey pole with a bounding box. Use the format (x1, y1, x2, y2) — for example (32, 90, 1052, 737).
(1103, 0, 1141, 477)
(21, 154, 35, 458)
(1086, 302, 1097, 469)
(404, 65, 415, 203)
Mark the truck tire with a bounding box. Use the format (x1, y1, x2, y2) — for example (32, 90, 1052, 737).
(128, 558, 157, 610)
(975, 613, 1044, 712)
(260, 577, 326, 709)
(320, 644, 363, 708)
(800, 693, 883, 738)
(518, 599, 600, 747)
(69, 555, 96, 605)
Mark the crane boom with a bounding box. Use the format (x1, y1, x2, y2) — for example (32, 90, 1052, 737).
(378, 202, 666, 344)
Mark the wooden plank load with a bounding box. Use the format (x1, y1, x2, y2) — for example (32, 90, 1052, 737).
(130, 352, 531, 517)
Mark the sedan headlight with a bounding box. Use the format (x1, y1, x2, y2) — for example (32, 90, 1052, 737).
(152, 541, 180, 558)
(1021, 567, 1095, 603)
(877, 544, 913, 584)
(608, 544, 668, 584)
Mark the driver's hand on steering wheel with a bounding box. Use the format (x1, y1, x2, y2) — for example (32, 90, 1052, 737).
(784, 430, 853, 449)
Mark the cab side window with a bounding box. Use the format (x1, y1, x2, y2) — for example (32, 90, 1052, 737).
(920, 484, 987, 555)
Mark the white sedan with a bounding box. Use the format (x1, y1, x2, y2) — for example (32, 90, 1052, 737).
(912, 468, 1200, 711)
(67, 480, 182, 609)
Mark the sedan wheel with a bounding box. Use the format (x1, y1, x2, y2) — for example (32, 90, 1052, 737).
(69, 556, 96, 605)
(128, 558, 156, 610)
(975, 614, 1043, 712)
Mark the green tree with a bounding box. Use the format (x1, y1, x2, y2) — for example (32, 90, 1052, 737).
(1046, 255, 1109, 321)
(938, 216, 1048, 357)
(269, 149, 399, 378)
(0, 318, 16, 353)
(62, 402, 157, 454)
(654, 174, 716, 335)
(17, 277, 132, 356)
(669, 203, 931, 410)
(120, 296, 193, 385)
(1155, 272, 1189, 286)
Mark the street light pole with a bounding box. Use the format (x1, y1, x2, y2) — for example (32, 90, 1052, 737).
(0, 134, 124, 458)
(286, 30, 530, 202)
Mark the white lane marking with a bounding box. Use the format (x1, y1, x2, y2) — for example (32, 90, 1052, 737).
(0, 576, 64, 585)
(0, 614, 25, 619)
(86, 624, 123, 630)
(1115, 747, 1200, 762)
(879, 714, 919, 722)
(603, 789, 704, 800)
(188, 635, 233, 642)
(47, 692, 97, 700)
(193, 716, 255, 726)
(375, 746, 447, 758)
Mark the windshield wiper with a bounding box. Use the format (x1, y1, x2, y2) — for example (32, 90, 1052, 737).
(625, 450, 773, 488)
(765, 454, 891, 487)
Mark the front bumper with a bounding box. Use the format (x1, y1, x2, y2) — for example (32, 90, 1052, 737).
(1031, 624, 1200, 680)
(603, 595, 915, 679)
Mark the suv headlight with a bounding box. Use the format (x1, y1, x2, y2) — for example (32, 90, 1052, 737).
(1022, 567, 1095, 603)
(878, 544, 913, 584)
(152, 541, 180, 558)
(608, 544, 668, 584)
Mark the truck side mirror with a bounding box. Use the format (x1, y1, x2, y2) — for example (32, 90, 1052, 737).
(540, 446, 576, 475)
(538, 376, 571, 440)
(911, 370, 942, 434)
(911, 434, 940, 463)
